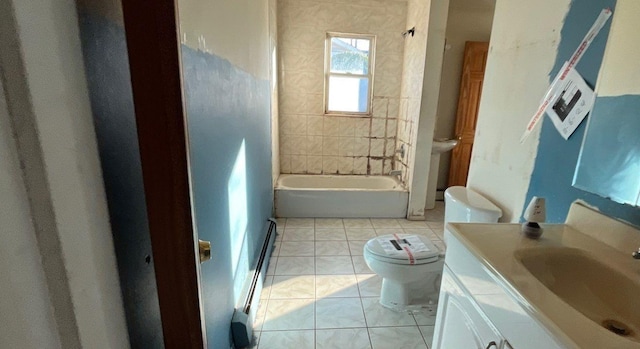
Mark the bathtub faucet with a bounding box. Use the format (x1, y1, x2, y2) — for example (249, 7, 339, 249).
(389, 170, 402, 179)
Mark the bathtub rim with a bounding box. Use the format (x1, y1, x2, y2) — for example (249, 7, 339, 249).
(275, 174, 408, 192)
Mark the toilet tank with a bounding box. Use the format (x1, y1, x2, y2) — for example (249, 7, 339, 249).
(444, 186, 502, 229)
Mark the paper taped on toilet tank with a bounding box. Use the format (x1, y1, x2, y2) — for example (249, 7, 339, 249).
(377, 235, 430, 256)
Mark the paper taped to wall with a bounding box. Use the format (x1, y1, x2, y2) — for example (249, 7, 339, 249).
(520, 8, 612, 143)
(545, 63, 595, 139)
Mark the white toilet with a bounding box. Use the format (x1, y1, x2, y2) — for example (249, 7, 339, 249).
(363, 186, 502, 313)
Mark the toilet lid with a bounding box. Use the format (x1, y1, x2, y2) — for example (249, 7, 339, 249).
(365, 234, 440, 265)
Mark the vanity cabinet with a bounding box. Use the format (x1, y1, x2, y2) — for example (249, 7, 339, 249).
(432, 231, 566, 349)
(433, 267, 505, 349)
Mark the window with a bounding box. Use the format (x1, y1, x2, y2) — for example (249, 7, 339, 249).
(325, 33, 375, 115)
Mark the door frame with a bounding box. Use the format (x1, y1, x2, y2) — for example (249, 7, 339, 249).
(120, 0, 205, 347)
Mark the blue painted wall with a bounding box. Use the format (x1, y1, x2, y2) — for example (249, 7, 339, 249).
(181, 46, 273, 348)
(525, 0, 640, 226)
(77, 12, 164, 349)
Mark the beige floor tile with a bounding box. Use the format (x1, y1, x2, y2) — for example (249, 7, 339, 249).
(258, 330, 314, 349)
(283, 227, 315, 241)
(346, 228, 377, 240)
(315, 228, 347, 240)
(343, 219, 373, 229)
(348, 240, 368, 256)
(315, 274, 359, 298)
(286, 218, 315, 228)
(352, 256, 373, 274)
(315, 218, 345, 229)
(356, 274, 382, 297)
(316, 328, 371, 349)
(269, 275, 315, 299)
(262, 298, 315, 331)
(368, 326, 427, 349)
(361, 297, 417, 327)
(414, 311, 437, 326)
(315, 240, 350, 256)
(370, 219, 402, 228)
(275, 257, 315, 275)
(398, 220, 430, 229)
(315, 256, 354, 275)
(279, 241, 315, 256)
(419, 326, 435, 348)
(316, 297, 366, 329)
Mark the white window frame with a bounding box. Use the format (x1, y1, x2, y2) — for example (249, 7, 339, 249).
(324, 32, 376, 116)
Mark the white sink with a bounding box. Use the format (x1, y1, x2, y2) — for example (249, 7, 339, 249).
(432, 138, 459, 154)
(426, 138, 459, 209)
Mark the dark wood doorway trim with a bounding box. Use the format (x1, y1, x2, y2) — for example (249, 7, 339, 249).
(120, 1, 204, 347)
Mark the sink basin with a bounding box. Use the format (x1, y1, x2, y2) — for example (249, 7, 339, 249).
(515, 247, 640, 342)
(431, 138, 458, 154)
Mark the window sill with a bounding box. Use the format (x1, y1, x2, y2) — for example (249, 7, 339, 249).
(324, 113, 372, 118)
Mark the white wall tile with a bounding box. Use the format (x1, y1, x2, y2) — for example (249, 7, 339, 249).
(283, 71, 323, 95)
(353, 137, 370, 157)
(323, 117, 340, 135)
(386, 119, 397, 137)
(338, 157, 354, 174)
(289, 115, 307, 135)
(307, 115, 324, 135)
(338, 137, 355, 156)
(370, 139, 385, 157)
(354, 158, 368, 175)
(278, 0, 408, 171)
(385, 138, 396, 157)
(307, 155, 323, 174)
(288, 135, 307, 155)
(383, 160, 392, 174)
(291, 155, 307, 173)
(337, 117, 355, 136)
(307, 135, 323, 155)
(370, 118, 386, 138)
(388, 98, 400, 118)
(354, 118, 370, 137)
(370, 159, 383, 175)
(280, 154, 292, 173)
(322, 156, 338, 174)
(322, 136, 340, 156)
(372, 98, 388, 118)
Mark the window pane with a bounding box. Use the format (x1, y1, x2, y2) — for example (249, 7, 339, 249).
(327, 76, 369, 113)
(330, 37, 370, 74)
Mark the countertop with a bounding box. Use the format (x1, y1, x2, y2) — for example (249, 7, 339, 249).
(447, 221, 640, 349)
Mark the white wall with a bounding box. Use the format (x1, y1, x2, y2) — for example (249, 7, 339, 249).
(435, 2, 495, 189)
(405, 0, 450, 219)
(467, 0, 572, 222)
(595, 0, 640, 97)
(0, 71, 63, 349)
(178, 0, 270, 80)
(0, 0, 129, 346)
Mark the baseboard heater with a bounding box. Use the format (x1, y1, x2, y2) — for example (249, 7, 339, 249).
(231, 218, 277, 348)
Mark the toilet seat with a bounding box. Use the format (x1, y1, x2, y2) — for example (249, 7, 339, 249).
(365, 234, 440, 265)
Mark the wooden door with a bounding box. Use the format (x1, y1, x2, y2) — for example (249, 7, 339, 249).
(121, 1, 205, 347)
(448, 41, 489, 187)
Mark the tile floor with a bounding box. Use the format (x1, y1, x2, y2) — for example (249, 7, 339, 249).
(252, 203, 446, 349)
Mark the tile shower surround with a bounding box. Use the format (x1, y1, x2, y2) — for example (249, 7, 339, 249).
(277, 0, 408, 176)
(250, 203, 446, 348)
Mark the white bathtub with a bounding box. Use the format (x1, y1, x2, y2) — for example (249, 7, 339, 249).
(275, 174, 409, 218)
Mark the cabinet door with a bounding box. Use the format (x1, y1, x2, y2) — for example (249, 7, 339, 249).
(433, 267, 503, 349)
